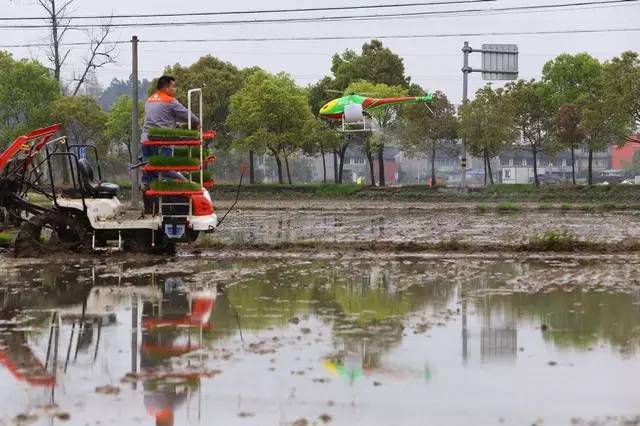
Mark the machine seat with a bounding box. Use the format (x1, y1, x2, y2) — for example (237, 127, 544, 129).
(77, 158, 119, 198)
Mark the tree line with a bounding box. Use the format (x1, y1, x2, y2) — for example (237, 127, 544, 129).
(1, 41, 638, 186)
(460, 52, 639, 186)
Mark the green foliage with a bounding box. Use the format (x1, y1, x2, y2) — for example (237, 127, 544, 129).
(226, 69, 314, 183)
(538, 203, 553, 210)
(400, 90, 458, 183)
(301, 118, 341, 157)
(400, 90, 457, 154)
(149, 180, 202, 191)
(148, 127, 199, 139)
(50, 95, 107, 153)
(504, 79, 558, 186)
(458, 85, 517, 159)
(158, 56, 249, 147)
(603, 51, 640, 124)
(104, 95, 144, 160)
(542, 53, 603, 105)
(147, 156, 200, 167)
(0, 51, 59, 143)
(308, 76, 340, 118)
(476, 203, 489, 213)
(314, 184, 363, 196)
(560, 203, 572, 211)
(553, 103, 584, 184)
(528, 229, 581, 251)
(331, 39, 409, 90)
(543, 53, 636, 185)
(497, 202, 521, 212)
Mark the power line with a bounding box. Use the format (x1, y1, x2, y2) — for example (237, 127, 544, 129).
(0, 0, 495, 21)
(2, 0, 638, 29)
(2, 27, 638, 49)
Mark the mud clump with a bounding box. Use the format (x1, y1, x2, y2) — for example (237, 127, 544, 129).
(13, 413, 38, 425)
(319, 414, 332, 423)
(95, 385, 120, 395)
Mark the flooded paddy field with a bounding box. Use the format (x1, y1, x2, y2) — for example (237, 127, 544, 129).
(1, 254, 639, 425)
(211, 201, 640, 247)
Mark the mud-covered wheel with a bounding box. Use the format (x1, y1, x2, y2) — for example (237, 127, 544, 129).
(123, 230, 176, 255)
(14, 209, 91, 257)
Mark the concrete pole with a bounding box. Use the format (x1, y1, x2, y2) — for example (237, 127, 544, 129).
(130, 36, 140, 209)
(461, 41, 472, 189)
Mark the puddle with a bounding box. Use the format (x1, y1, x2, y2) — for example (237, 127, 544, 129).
(0, 257, 639, 425)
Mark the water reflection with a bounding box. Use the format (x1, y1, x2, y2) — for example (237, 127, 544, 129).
(0, 258, 638, 424)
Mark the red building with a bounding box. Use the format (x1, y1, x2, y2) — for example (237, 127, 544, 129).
(612, 134, 640, 170)
(372, 148, 400, 184)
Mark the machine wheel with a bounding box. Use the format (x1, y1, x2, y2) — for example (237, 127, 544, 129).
(122, 230, 176, 255)
(14, 209, 91, 257)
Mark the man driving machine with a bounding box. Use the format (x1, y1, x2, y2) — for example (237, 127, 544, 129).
(141, 75, 199, 183)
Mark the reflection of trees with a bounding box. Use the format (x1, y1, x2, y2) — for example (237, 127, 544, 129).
(313, 264, 457, 381)
(472, 283, 640, 353)
(511, 290, 640, 352)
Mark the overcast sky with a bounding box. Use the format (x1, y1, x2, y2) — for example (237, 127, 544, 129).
(4, 0, 639, 104)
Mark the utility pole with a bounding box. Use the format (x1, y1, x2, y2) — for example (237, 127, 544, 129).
(460, 41, 519, 189)
(130, 36, 140, 209)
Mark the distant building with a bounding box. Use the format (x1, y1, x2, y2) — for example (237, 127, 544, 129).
(309, 146, 400, 185)
(611, 134, 640, 170)
(498, 147, 611, 184)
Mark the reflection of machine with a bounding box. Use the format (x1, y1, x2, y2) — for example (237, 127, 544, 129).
(0, 331, 55, 386)
(140, 278, 216, 426)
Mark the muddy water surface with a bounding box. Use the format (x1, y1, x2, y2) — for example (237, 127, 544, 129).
(0, 256, 639, 425)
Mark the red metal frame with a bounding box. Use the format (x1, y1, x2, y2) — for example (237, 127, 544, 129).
(144, 189, 205, 197)
(0, 349, 56, 386)
(0, 124, 61, 171)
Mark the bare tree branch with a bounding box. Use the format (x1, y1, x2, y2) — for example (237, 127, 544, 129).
(36, 0, 53, 15)
(72, 22, 118, 96)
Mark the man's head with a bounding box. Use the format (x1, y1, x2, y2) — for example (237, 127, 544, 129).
(157, 75, 177, 97)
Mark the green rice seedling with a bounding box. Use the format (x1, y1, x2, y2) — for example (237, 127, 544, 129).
(173, 147, 212, 158)
(148, 127, 199, 139)
(148, 156, 200, 167)
(560, 203, 572, 211)
(538, 203, 553, 210)
(189, 170, 213, 182)
(149, 180, 202, 192)
(528, 229, 581, 251)
(497, 202, 520, 212)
